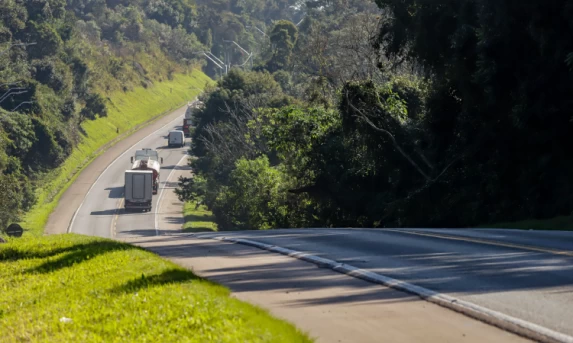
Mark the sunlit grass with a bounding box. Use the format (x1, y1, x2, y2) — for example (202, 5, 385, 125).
(21, 71, 213, 236)
(0, 234, 312, 342)
(183, 203, 218, 233)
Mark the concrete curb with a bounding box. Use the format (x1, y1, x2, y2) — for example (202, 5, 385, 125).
(190, 233, 573, 343)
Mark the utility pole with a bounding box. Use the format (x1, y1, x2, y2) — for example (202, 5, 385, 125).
(222, 40, 254, 70)
(194, 51, 227, 75)
(205, 51, 226, 75)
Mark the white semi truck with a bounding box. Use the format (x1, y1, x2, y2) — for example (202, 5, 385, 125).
(129, 148, 163, 194)
(131, 148, 163, 164)
(124, 170, 153, 211)
(131, 158, 161, 194)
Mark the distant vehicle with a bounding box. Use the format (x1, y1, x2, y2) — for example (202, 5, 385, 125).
(131, 158, 161, 194)
(183, 118, 193, 137)
(183, 100, 203, 137)
(184, 102, 194, 121)
(168, 130, 185, 148)
(131, 148, 163, 164)
(124, 170, 153, 212)
(184, 100, 203, 121)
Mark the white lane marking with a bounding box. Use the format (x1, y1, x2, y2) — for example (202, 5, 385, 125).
(154, 154, 189, 236)
(188, 233, 573, 343)
(68, 112, 185, 234)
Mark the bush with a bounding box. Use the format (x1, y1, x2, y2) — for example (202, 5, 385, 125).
(80, 92, 108, 120)
(213, 156, 290, 230)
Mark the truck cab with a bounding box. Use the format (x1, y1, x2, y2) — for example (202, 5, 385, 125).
(131, 148, 163, 164)
(183, 119, 193, 137)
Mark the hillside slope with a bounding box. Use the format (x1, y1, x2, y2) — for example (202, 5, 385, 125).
(0, 0, 208, 231)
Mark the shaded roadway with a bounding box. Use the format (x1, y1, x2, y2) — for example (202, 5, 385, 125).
(192, 228, 573, 336)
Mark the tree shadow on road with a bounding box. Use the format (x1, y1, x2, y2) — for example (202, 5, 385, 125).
(131, 232, 573, 309)
(133, 237, 417, 307)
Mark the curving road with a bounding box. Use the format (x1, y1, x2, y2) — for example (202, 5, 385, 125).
(69, 111, 189, 239)
(193, 228, 573, 338)
(64, 105, 573, 342)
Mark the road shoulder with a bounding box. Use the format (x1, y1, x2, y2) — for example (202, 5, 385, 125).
(121, 166, 529, 343)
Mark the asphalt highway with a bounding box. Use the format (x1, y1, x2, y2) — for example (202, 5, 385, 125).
(67, 105, 573, 340)
(194, 228, 573, 337)
(69, 110, 189, 239)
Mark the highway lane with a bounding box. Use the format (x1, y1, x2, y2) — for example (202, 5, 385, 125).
(65, 104, 573, 339)
(397, 228, 573, 254)
(69, 109, 189, 238)
(195, 228, 573, 337)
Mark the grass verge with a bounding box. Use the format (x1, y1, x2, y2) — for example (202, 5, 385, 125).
(480, 215, 573, 231)
(0, 234, 312, 342)
(21, 71, 213, 236)
(183, 203, 218, 233)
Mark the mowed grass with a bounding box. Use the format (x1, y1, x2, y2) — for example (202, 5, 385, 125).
(183, 203, 218, 233)
(0, 234, 313, 343)
(21, 71, 213, 236)
(480, 215, 573, 231)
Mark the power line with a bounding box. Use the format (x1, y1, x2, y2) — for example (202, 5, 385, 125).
(0, 42, 37, 57)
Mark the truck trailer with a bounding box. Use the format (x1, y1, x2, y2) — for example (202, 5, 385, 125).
(183, 100, 203, 137)
(124, 170, 153, 212)
(131, 158, 160, 194)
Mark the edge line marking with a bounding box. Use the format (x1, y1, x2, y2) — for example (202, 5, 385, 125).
(187, 233, 573, 343)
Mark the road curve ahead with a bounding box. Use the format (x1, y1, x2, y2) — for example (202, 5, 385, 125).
(64, 105, 572, 340)
(194, 228, 573, 338)
(69, 111, 189, 239)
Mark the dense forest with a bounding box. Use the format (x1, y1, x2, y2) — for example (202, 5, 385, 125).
(179, 0, 573, 230)
(3, 0, 572, 231)
(0, 0, 205, 229)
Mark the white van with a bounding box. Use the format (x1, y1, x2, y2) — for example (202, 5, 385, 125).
(168, 130, 185, 148)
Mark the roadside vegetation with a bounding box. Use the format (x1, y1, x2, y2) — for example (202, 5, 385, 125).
(0, 234, 312, 342)
(174, 0, 573, 231)
(1, 0, 211, 232)
(183, 203, 218, 232)
(23, 72, 210, 236)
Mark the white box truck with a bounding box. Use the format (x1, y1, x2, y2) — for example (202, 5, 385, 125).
(124, 170, 153, 212)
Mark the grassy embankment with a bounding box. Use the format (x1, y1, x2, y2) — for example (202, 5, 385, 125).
(0, 234, 312, 342)
(480, 216, 573, 231)
(183, 203, 218, 233)
(20, 71, 213, 236)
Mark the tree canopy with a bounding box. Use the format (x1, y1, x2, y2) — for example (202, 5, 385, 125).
(177, 0, 573, 230)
